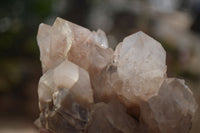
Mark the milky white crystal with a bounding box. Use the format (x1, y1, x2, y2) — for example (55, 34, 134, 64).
(115, 31, 167, 101)
(38, 60, 93, 111)
(92, 31, 167, 115)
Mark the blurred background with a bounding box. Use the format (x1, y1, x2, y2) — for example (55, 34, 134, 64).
(0, 0, 200, 132)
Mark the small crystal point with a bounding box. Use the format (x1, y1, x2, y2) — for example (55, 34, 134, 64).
(91, 29, 109, 48)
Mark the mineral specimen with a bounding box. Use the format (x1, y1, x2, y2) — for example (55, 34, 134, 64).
(36, 17, 197, 133)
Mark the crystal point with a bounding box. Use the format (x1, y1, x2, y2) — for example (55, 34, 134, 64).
(116, 31, 167, 100)
(140, 78, 197, 133)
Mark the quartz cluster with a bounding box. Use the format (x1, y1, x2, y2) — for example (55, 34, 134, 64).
(36, 17, 197, 133)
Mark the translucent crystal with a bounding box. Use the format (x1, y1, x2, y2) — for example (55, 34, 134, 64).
(140, 78, 197, 133)
(37, 24, 52, 73)
(92, 31, 167, 117)
(91, 29, 109, 48)
(38, 60, 93, 111)
(37, 17, 112, 73)
(87, 102, 139, 133)
(115, 31, 167, 101)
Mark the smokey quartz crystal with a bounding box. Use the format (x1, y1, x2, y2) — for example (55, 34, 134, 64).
(36, 17, 197, 133)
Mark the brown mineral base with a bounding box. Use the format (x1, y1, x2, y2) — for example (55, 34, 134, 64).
(35, 17, 197, 133)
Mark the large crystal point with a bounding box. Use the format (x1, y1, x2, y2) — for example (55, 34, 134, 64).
(92, 31, 167, 117)
(36, 17, 197, 133)
(114, 31, 167, 102)
(38, 60, 93, 111)
(140, 78, 197, 133)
